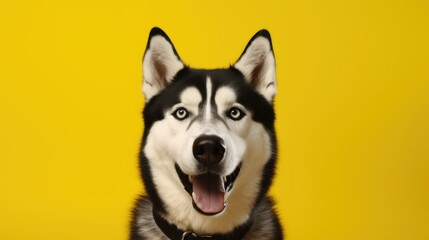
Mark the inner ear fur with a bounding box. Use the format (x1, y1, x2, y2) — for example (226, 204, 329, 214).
(234, 30, 277, 103)
(142, 27, 184, 101)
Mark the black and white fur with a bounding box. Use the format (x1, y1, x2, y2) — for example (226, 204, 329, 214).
(130, 27, 283, 240)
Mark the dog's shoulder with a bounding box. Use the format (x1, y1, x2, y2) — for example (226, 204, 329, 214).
(243, 196, 284, 240)
(130, 195, 168, 240)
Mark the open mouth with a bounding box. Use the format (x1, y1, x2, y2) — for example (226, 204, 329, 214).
(175, 164, 241, 215)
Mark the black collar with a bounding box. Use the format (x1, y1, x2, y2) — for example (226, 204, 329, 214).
(153, 210, 253, 240)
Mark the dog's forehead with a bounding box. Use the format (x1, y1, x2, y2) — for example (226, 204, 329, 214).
(144, 67, 275, 132)
(174, 68, 246, 103)
(178, 80, 238, 106)
(180, 87, 202, 106)
(214, 86, 236, 106)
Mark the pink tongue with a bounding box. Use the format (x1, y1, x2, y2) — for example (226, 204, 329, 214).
(192, 173, 225, 214)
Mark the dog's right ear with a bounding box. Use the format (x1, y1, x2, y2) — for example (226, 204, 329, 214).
(142, 27, 185, 101)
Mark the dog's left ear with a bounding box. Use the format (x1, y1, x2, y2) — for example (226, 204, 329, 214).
(234, 30, 276, 103)
(142, 27, 185, 101)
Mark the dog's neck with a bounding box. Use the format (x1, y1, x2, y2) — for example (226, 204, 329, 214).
(153, 209, 254, 240)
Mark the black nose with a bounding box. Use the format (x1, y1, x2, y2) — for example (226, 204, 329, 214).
(192, 135, 225, 166)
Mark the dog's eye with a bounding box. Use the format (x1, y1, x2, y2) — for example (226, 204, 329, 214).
(227, 107, 245, 121)
(172, 107, 189, 120)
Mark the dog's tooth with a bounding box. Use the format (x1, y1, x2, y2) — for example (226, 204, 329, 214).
(223, 176, 228, 191)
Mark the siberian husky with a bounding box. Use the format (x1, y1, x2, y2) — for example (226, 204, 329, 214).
(130, 27, 283, 240)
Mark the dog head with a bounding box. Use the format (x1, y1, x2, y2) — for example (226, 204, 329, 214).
(140, 27, 277, 233)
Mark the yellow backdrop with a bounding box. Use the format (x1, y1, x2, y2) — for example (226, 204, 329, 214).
(1, 0, 428, 239)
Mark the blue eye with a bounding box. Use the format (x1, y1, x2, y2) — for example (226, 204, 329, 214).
(227, 107, 245, 120)
(172, 107, 189, 120)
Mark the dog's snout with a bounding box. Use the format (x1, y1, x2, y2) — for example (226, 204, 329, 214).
(192, 135, 225, 166)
